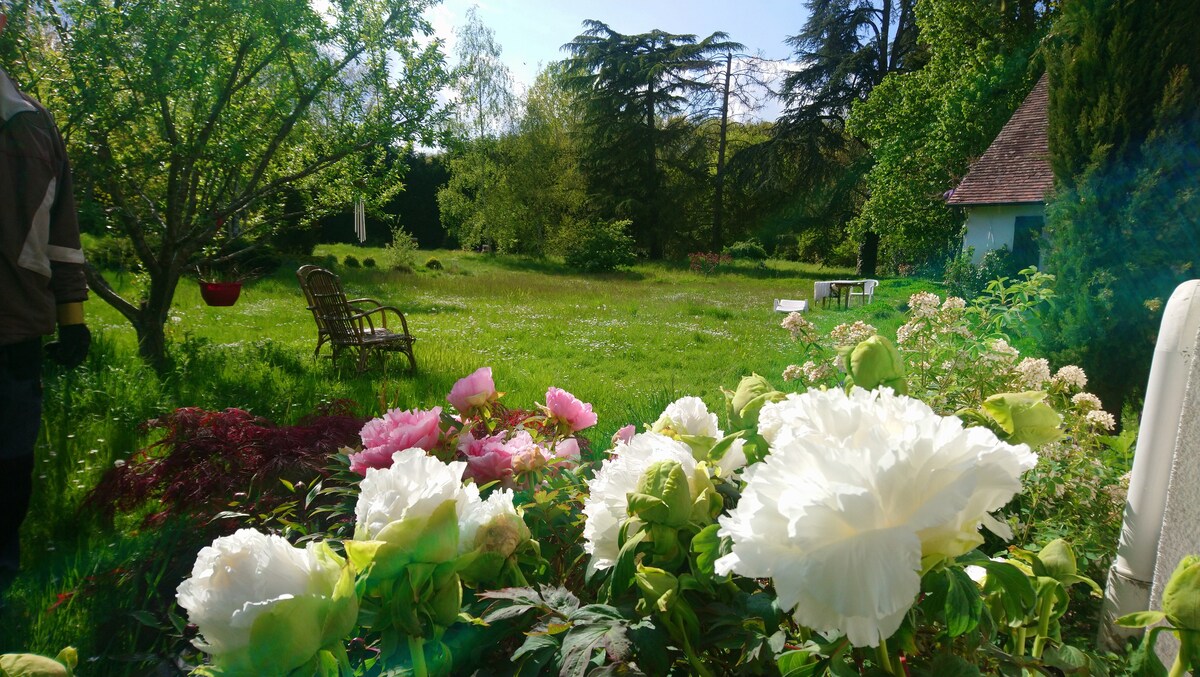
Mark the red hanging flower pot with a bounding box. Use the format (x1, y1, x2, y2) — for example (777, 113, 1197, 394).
(199, 280, 243, 306)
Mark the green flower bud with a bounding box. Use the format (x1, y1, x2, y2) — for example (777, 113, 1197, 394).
(630, 460, 693, 528)
(846, 335, 907, 394)
(0, 649, 75, 677)
(723, 374, 785, 430)
(635, 566, 680, 614)
(1164, 555, 1200, 631)
(1036, 539, 1077, 579)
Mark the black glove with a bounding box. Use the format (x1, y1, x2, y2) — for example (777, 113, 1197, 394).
(45, 323, 90, 368)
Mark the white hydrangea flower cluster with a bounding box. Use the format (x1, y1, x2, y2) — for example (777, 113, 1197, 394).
(781, 311, 815, 340)
(1085, 409, 1117, 431)
(1071, 392, 1103, 412)
(828, 320, 877, 347)
(1015, 357, 1051, 389)
(1051, 365, 1088, 391)
(908, 291, 942, 318)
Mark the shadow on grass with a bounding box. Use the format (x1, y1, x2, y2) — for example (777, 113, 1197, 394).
(483, 254, 649, 281)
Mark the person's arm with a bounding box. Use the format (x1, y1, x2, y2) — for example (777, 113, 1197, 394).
(42, 107, 90, 368)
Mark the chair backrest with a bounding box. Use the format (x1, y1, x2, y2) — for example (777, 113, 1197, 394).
(298, 267, 361, 343)
(863, 279, 879, 294)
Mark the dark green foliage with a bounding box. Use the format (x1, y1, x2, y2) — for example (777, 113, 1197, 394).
(943, 248, 1021, 301)
(562, 21, 738, 259)
(343, 255, 361, 268)
(362, 257, 376, 268)
(849, 0, 1052, 272)
(86, 235, 140, 272)
(562, 219, 636, 273)
(1043, 0, 1200, 418)
(425, 257, 444, 270)
(722, 239, 768, 261)
(1045, 0, 1200, 182)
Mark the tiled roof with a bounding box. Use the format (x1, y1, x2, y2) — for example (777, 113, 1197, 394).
(947, 73, 1052, 206)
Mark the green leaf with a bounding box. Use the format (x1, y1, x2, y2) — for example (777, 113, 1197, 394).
(608, 529, 646, 598)
(560, 607, 633, 677)
(777, 649, 820, 676)
(1115, 611, 1167, 628)
(980, 391, 1061, 447)
(945, 567, 983, 637)
(690, 523, 723, 581)
(1042, 644, 1092, 673)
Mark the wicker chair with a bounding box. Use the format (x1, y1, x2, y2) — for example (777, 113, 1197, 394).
(296, 265, 416, 372)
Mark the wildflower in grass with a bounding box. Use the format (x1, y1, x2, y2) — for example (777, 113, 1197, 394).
(828, 320, 877, 347)
(781, 311, 814, 340)
(804, 359, 836, 383)
(544, 387, 597, 432)
(350, 406, 443, 475)
(718, 387, 1035, 648)
(1051, 365, 1088, 391)
(176, 529, 355, 674)
(1015, 357, 1051, 389)
(1086, 409, 1117, 431)
(782, 364, 804, 382)
(582, 432, 698, 570)
(1072, 392, 1103, 412)
(448, 366, 499, 414)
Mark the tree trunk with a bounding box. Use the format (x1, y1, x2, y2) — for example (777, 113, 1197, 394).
(857, 231, 879, 278)
(134, 316, 169, 373)
(712, 53, 733, 251)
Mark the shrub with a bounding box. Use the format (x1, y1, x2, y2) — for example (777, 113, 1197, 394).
(943, 246, 1019, 300)
(381, 225, 420, 271)
(722, 238, 768, 261)
(563, 219, 635, 273)
(87, 234, 140, 271)
(362, 257, 376, 268)
(688, 251, 731, 276)
(425, 257, 444, 270)
(343, 255, 360, 268)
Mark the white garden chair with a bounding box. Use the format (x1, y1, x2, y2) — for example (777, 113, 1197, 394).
(849, 279, 878, 306)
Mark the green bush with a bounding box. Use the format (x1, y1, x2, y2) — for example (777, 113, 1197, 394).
(381, 226, 419, 271)
(87, 235, 140, 271)
(943, 247, 1019, 300)
(362, 258, 376, 268)
(563, 219, 636, 273)
(425, 257, 444, 270)
(722, 239, 768, 261)
(343, 255, 360, 268)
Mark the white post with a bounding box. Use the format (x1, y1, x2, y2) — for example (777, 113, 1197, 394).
(1099, 280, 1200, 648)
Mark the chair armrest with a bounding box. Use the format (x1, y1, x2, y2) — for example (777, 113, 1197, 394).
(347, 297, 384, 308)
(348, 305, 412, 336)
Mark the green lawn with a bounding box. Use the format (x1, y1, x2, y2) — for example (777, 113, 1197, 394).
(2, 248, 940, 665)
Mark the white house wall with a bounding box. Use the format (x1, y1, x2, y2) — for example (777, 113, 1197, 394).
(961, 203, 1045, 263)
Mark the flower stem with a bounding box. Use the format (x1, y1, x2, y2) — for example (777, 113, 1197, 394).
(408, 635, 428, 677)
(877, 637, 896, 676)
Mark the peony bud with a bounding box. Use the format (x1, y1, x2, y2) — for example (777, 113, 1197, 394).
(846, 335, 907, 394)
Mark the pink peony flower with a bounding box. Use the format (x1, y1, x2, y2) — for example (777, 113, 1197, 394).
(554, 437, 580, 461)
(459, 430, 517, 486)
(448, 367, 498, 414)
(612, 424, 636, 445)
(544, 387, 598, 432)
(350, 406, 442, 475)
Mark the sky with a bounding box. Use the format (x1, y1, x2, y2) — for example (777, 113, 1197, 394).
(425, 0, 809, 117)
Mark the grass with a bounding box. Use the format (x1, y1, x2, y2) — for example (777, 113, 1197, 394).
(1, 248, 938, 669)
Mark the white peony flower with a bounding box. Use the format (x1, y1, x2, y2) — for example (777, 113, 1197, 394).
(176, 529, 354, 673)
(459, 488, 522, 556)
(582, 432, 698, 570)
(653, 396, 720, 438)
(717, 388, 1036, 648)
(354, 448, 479, 542)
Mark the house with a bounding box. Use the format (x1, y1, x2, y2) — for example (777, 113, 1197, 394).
(946, 73, 1052, 267)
